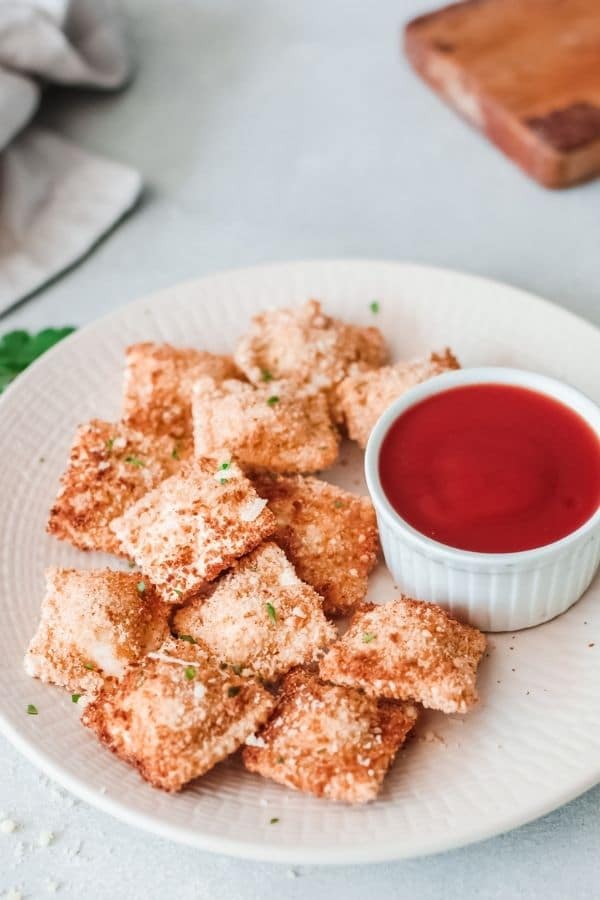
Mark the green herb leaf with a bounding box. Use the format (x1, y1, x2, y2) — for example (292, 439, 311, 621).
(227, 685, 241, 697)
(0, 327, 76, 393)
(219, 477, 229, 485)
(71, 694, 81, 704)
(83, 662, 96, 670)
(267, 395, 279, 407)
(184, 666, 196, 681)
(362, 632, 376, 644)
(171, 442, 181, 460)
(179, 634, 197, 644)
(261, 370, 274, 382)
(266, 602, 277, 624)
(106, 437, 115, 452)
(370, 300, 380, 314)
(125, 456, 145, 468)
(27, 703, 38, 715)
(136, 581, 146, 594)
(219, 461, 231, 471)
(269, 817, 280, 825)
(173, 588, 183, 597)
(333, 500, 344, 509)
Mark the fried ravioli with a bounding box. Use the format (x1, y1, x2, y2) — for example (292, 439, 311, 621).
(243, 668, 418, 804)
(174, 543, 336, 681)
(319, 597, 486, 714)
(336, 349, 460, 448)
(82, 639, 275, 791)
(252, 474, 380, 616)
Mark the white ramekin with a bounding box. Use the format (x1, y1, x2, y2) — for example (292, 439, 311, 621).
(365, 367, 600, 632)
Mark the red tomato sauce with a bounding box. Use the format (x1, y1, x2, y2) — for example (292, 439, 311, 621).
(379, 384, 600, 553)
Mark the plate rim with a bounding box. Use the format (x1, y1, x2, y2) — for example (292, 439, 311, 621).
(1, 258, 599, 864)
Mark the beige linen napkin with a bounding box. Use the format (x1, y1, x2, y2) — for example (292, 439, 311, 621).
(0, 0, 141, 312)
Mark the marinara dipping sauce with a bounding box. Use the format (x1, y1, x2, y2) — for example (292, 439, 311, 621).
(379, 384, 600, 554)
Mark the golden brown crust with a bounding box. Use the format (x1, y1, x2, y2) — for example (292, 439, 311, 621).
(47, 419, 181, 555)
(252, 474, 380, 616)
(82, 639, 275, 792)
(243, 669, 418, 804)
(110, 457, 275, 602)
(192, 377, 340, 474)
(319, 597, 486, 714)
(234, 300, 388, 416)
(336, 349, 460, 448)
(173, 542, 336, 681)
(123, 342, 241, 443)
(24, 568, 170, 694)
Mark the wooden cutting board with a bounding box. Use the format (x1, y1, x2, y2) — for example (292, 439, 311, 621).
(404, 0, 600, 188)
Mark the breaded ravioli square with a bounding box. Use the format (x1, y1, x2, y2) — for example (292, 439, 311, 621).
(174, 543, 336, 681)
(82, 639, 275, 791)
(243, 669, 418, 804)
(337, 349, 460, 448)
(122, 342, 240, 444)
(252, 474, 380, 616)
(234, 300, 388, 409)
(24, 569, 170, 694)
(110, 457, 275, 602)
(47, 419, 180, 555)
(192, 378, 340, 474)
(319, 597, 486, 714)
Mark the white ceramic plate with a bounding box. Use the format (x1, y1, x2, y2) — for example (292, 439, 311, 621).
(0, 261, 598, 865)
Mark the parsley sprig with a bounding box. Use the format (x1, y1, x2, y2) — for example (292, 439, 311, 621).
(0, 328, 75, 393)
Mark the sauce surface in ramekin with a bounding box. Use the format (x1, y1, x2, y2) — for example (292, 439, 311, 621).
(379, 383, 600, 553)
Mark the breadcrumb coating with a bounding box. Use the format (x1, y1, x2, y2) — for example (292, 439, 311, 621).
(234, 300, 388, 416)
(110, 457, 275, 602)
(243, 669, 418, 804)
(336, 349, 460, 448)
(252, 474, 380, 616)
(82, 639, 275, 791)
(319, 597, 486, 714)
(192, 377, 340, 474)
(123, 342, 241, 445)
(24, 569, 170, 693)
(47, 419, 180, 555)
(174, 543, 336, 681)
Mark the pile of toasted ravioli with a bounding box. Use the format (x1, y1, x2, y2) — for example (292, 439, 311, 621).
(25, 300, 486, 804)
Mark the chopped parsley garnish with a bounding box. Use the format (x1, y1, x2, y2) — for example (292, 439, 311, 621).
(27, 704, 38, 715)
(71, 694, 81, 704)
(227, 685, 241, 697)
(171, 442, 181, 460)
(0, 327, 76, 393)
(173, 588, 183, 597)
(370, 300, 380, 314)
(136, 581, 146, 594)
(83, 662, 96, 670)
(179, 634, 197, 644)
(219, 461, 231, 470)
(106, 437, 115, 452)
(232, 664, 243, 676)
(266, 602, 277, 624)
(125, 456, 145, 467)
(269, 817, 280, 825)
(333, 500, 344, 509)
(362, 632, 376, 643)
(184, 666, 196, 681)
(261, 370, 274, 382)
(267, 395, 279, 407)
(219, 477, 229, 485)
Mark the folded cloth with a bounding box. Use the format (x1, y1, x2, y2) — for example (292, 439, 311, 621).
(0, 0, 141, 313)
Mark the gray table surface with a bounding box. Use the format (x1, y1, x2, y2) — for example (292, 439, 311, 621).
(1, 1, 599, 897)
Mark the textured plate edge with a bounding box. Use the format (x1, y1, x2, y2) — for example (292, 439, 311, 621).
(1, 259, 599, 864)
